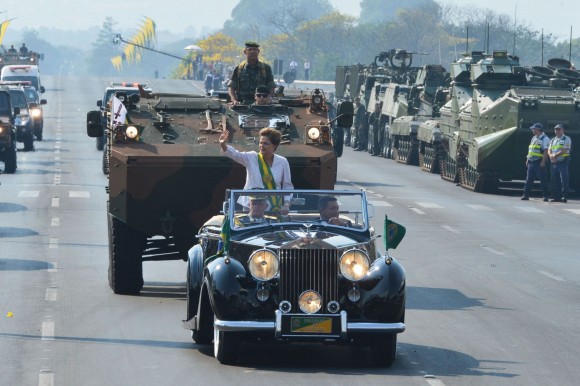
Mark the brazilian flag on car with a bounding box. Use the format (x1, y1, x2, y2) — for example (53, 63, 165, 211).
(205, 217, 231, 265)
(384, 215, 406, 250)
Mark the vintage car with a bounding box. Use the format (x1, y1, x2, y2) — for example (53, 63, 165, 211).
(183, 189, 407, 366)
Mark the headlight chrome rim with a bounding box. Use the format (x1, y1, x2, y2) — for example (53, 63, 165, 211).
(125, 125, 139, 139)
(339, 249, 370, 281)
(298, 290, 322, 314)
(248, 249, 279, 282)
(307, 127, 321, 140)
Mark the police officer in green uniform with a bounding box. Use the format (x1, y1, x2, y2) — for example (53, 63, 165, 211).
(521, 122, 550, 201)
(228, 41, 276, 105)
(548, 123, 572, 203)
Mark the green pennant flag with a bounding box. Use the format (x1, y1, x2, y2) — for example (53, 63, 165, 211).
(384, 214, 406, 250)
(205, 216, 231, 265)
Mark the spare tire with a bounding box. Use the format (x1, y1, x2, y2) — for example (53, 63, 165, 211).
(283, 71, 295, 84)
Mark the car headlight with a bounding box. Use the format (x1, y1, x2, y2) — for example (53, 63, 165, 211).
(0, 126, 5, 135)
(298, 290, 322, 314)
(248, 249, 279, 281)
(30, 108, 42, 118)
(307, 127, 321, 140)
(340, 249, 370, 281)
(125, 125, 139, 139)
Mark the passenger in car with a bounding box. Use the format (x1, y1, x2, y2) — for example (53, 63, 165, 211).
(234, 196, 277, 227)
(317, 196, 352, 227)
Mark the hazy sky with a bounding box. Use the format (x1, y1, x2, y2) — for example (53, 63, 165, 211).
(1, 0, 578, 41)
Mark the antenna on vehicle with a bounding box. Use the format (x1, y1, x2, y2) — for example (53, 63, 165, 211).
(465, 26, 469, 54)
(569, 26, 573, 63)
(512, 3, 517, 56)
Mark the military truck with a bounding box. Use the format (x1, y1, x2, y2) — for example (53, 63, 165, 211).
(442, 50, 580, 193)
(0, 50, 43, 72)
(0, 86, 18, 173)
(86, 86, 353, 294)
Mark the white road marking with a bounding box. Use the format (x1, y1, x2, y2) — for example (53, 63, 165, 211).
(467, 204, 494, 211)
(54, 156, 60, 162)
(481, 246, 505, 255)
(48, 262, 57, 273)
(425, 378, 447, 386)
(51, 217, 59, 227)
(53, 174, 60, 185)
(565, 209, 580, 215)
(374, 193, 384, 198)
(18, 191, 40, 198)
(51, 197, 59, 207)
(538, 270, 566, 282)
(369, 200, 392, 207)
(54, 149, 60, 154)
(45, 287, 57, 302)
(69, 191, 90, 198)
(442, 225, 460, 233)
(39, 371, 54, 386)
(49, 237, 58, 249)
(410, 207, 426, 215)
(366, 189, 375, 194)
(516, 206, 544, 213)
(417, 202, 442, 209)
(41, 321, 54, 340)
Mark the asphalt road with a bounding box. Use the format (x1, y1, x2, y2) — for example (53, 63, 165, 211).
(1, 75, 579, 386)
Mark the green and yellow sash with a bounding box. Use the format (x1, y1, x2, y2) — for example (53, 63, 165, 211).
(257, 153, 283, 211)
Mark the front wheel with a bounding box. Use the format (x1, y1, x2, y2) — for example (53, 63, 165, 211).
(214, 324, 239, 365)
(370, 333, 397, 367)
(3, 143, 17, 173)
(108, 212, 146, 295)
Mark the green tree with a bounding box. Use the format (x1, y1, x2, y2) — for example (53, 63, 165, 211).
(87, 17, 119, 76)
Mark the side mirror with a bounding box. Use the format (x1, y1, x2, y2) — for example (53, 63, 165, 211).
(86, 110, 103, 137)
(97, 100, 103, 107)
(40, 99, 47, 105)
(336, 100, 354, 127)
(40, 86, 45, 93)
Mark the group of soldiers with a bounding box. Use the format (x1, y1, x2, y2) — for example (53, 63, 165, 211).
(6, 43, 28, 55)
(522, 122, 572, 202)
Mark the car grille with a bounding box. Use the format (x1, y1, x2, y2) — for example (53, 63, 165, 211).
(279, 248, 338, 313)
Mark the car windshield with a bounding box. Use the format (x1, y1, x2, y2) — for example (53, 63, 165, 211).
(8, 90, 27, 108)
(229, 190, 369, 231)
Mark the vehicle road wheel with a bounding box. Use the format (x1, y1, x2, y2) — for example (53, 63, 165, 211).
(23, 134, 34, 151)
(214, 323, 239, 365)
(35, 128, 43, 141)
(3, 144, 17, 173)
(108, 211, 146, 295)
(370, 333, 397, 367)
(188, 278, 213, 345)
(96, 135, 105, 151)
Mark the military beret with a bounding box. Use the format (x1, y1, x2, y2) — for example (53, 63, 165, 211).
(245, 41, 260, 48)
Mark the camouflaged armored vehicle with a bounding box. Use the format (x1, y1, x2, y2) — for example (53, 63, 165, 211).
(386, 64, 449, 169)
(444, 50, 580, 192)
(86, 86, 352, 294)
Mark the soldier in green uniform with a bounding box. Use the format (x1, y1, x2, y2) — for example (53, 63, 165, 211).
(228, 41, 276, 105)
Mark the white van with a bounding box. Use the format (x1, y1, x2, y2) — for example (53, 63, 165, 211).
(0, 65, 44, 94)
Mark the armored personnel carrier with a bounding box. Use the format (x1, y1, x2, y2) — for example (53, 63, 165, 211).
(86, 86, 352, 294)
(386, 64, 449, 167)
(447, 50, 580, 193)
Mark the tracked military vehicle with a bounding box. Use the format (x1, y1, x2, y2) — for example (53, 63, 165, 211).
(446, 51, 580, 193)
(86, 86, 353, 294)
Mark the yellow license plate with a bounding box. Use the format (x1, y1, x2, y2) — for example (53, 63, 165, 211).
(290, 317, 332, 333)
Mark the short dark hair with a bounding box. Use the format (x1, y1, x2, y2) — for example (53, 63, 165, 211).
(255, 85, 269, 94)
(259, 128, 281, 147)
(318, 196, 337, 211)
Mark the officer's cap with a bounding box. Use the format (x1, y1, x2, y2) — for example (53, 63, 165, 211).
(554, 124, 564, 130)
(245, 41, 260, 48)
(530, 122, 543, 131)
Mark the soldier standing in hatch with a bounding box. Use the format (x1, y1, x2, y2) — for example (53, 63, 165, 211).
(228, 41, 276, 105)
(548, 123, 572, 203)
(521, 122, 550, 201)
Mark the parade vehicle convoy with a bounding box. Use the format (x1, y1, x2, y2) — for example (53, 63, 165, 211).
(1, 80, 48, 141)
(0, 49, 43, 72)
(0, 86, 18, 173)
(183, 189, 407, 366)
(86, 86, 353, 295)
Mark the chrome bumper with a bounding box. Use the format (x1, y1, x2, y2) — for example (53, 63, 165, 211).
(184, 310, 405, 339)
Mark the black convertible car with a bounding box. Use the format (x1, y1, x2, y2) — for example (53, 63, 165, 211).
(183, 189, 407, 366)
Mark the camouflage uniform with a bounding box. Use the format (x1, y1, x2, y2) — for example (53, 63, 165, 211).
(229, 61, 275, 104)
